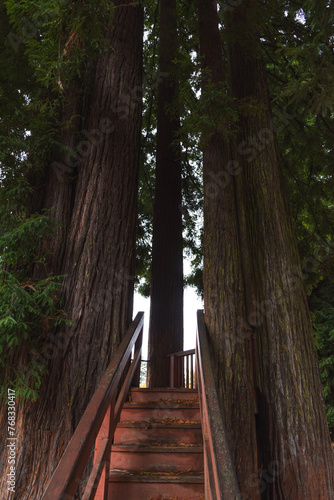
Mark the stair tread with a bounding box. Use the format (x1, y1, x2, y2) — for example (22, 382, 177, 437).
(120, 408, 201, 423)
(131, 388, 198, 393)
(111, 444, 203, 453)
(118, 421, 201, 428)
(109, 470, 204, 483)
(104, 388, 204, 497)
(124, 402, 200, 409)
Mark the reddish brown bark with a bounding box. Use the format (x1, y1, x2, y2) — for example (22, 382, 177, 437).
(0, 3, 143, 498)
(227, 0, 334, 497)
(147, 0, 183, 388)
(198, 1, 260, 498)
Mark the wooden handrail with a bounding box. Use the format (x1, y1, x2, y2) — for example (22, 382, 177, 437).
(168, 349, 196, 388)
(42, 312, 144, 500)
(196, 309, 240, 500)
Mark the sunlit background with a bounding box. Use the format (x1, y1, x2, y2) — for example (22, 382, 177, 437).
(134, 262, 203, 361)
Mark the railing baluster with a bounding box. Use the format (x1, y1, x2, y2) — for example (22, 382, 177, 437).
(170, 355, 175, 388)
(132, 325, 143, 387)
(190, 353, 194, 389)
(167, 349, 196, 389)
(180, 356, 183, 387)
(181, 356, 184, 387)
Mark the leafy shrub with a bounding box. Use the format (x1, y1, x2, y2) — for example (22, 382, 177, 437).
(0, 177, 71, 401)
(309, 278, 334, 434)
(0, 270, 70, 401)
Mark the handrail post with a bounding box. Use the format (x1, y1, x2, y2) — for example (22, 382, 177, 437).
(170, 354, 175, 388)
(132, 325, 143, 387)
(180, 355, 184, 388)
(175, 356, 180, 388)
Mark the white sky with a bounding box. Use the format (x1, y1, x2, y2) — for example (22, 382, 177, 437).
(133, 261, 204, 359)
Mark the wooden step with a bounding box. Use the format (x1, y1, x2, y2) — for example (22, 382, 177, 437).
(111, 444, 203, 453)
(114, 424, 202, 446)
(105, 388, 205, 499)
(123, 389, 200, 424)
(110, 444, 203, 472)
(129, 388, 199, 403)
(120, 405, 201, 422)
(118, 420, 201, 427)
(108, 471, 204, 500)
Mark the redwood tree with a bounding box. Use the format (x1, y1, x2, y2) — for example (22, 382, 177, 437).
(147, 0, 183, 388)
(0, 2, 143, 498)
(199, 0, 334, 497)
(226, 0, 334, 497)
(198, 1, 260, 497)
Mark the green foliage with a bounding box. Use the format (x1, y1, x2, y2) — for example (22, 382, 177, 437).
(0, 267, 71, 402)
(0, 271, 70, 401)
(254, 3, 334, 432)
(1, 0, 116, 176)
(0, 213, 55, 269)
(136, 162, 154, 297)
(0, 180, 70, 401)
(4, 0, 114, 90)
(137, 1, 204, 298)
(260, 1, 334, 289)
(1, 5, 58, 177)
(181, 81, 238, 147)
(309, 278, 334, 431)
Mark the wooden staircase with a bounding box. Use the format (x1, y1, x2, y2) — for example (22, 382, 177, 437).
(108, 388, 205, 499)
(42, 311, 240, 500)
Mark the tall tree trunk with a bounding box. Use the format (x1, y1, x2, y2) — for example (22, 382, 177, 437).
(227, 0, 334, 497)
(198, 1, 260, 498)
(147, 0, 183, 388)
(0, 3, 143, 498)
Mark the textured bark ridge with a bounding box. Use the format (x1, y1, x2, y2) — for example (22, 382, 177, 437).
(148, 0, 184, 388)
(227, 1, 334, 498)
(0, 4, 143, 498)
(198, 1, 260, 498)
(199, 0, 334, 498)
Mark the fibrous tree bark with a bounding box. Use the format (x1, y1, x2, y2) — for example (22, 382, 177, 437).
(198, 1, 260, 498)
(0, 3, 143, 498)
(147, 0, 183, 388)
(226, 1, 334, 497)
